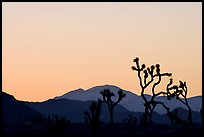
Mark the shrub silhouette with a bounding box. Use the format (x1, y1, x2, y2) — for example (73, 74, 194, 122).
(84, 100, 101, 130)
(100, 89, 125, 127)
(30, 114, 71, 134)
(45, 114, 70, 133)
(167, 109, 184, 125)
(166, 79, 192, 124)
(127, 114, 137, 125)
(123, 114, 137, 129)
(132, 57, 173, 127)
(52, 116, 70, 133)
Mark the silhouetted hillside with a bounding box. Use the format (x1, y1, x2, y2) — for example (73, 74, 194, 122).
(24, 98, 202, 125)
(2, 91, 43, 136)
(2, 91, 41, 124)
(24, 98, 138, 123)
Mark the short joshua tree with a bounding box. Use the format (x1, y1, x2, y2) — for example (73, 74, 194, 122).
(100, 89, 126, 127)
(84, 100, 101, 130)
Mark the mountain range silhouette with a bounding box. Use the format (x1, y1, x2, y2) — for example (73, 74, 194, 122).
(54, 85, 202, 114)
(2, 85, 202, 125)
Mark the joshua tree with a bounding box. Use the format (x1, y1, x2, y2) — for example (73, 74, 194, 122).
(84, 100, 101, 130)
(166, 79, 192, 124)
(100, 89, 126, 126)
(132, 57, 172, 127)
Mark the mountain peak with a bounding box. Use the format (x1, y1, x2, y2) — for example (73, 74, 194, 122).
(86, 84, 121, 91)
(54, 84, 125, 101)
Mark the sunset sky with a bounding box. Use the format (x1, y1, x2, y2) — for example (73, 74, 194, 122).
(2, 2, 202, 101)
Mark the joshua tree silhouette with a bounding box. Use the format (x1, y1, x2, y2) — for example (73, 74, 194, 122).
(84, 100, 101, 130)
(166, 79, 192, 124)
(100, 89, 125, 127)
(132, 57, 172, 127)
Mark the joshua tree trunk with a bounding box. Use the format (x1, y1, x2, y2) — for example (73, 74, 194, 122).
(143, 107, 149, 127)
(110, 108, 114, 127)
(186, 104, 192, 124)
(149, 110, 153, 126)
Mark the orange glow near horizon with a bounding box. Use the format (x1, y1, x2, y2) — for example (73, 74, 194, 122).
(2, 2, 202, 101)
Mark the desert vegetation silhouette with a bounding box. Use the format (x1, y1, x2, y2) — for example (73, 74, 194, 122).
(99, 88, 126, 127)
(131, 57, 193, 127)
(84, 100, 101, 130)
(166, 80, 192, 124)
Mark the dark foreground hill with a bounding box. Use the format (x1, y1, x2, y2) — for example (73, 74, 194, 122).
(24, 98, 138, 123)
(24, 98, 202, 125)
(2, 91, 41, 124)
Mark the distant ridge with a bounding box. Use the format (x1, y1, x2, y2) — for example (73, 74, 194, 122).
(54, 85, 202, 114)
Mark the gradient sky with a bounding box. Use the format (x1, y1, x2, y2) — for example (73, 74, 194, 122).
(2, 2, 202, 101)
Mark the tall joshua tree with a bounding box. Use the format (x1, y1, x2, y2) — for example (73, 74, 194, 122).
(132, 57, 172, 126)
(84, 100, 101, 130)
(166, 79, 192, 124)
(100, 89, 126, 126)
